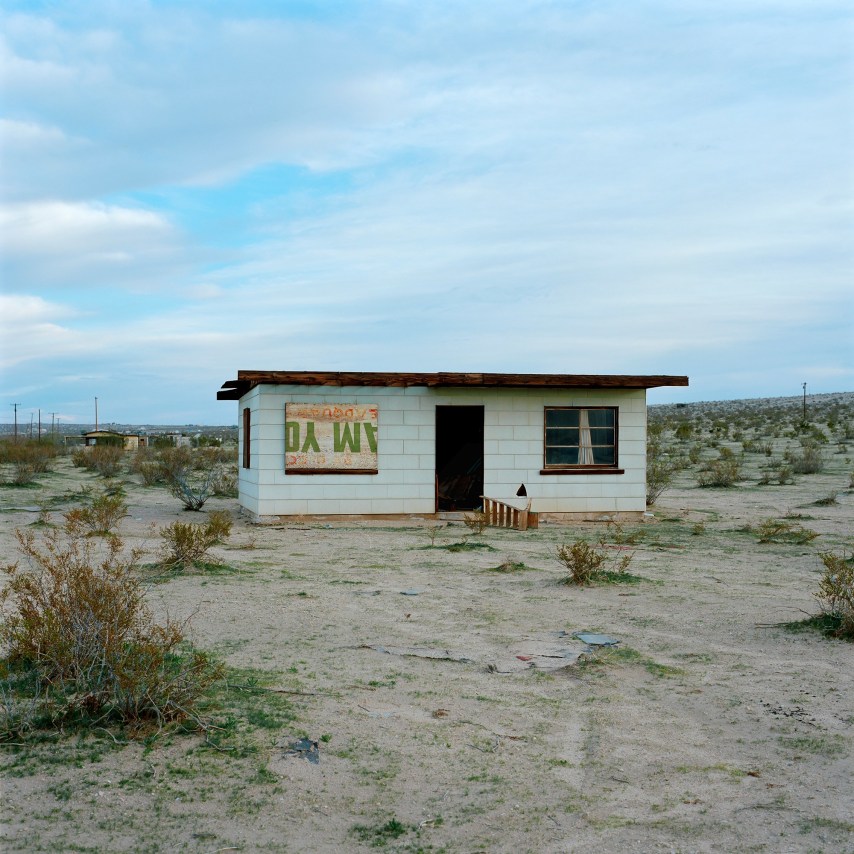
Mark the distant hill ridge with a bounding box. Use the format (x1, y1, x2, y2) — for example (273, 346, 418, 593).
(651, 390, 853, 416)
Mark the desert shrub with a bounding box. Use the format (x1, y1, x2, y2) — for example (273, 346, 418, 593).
(138, 461, 163, 486)
(647, 419, 665, 439)
(129, 446, 158, 478)
(424, 524, 444, 546)
(556, 540, 633, 586)
(696, 458, 741, 488)
(0, 440, 59, 472)
(211, 469, 238, 498)
(801, 424, 829, 444)
(0, 525, 221, 734)
(156, 447, 233, 509)
(489, 559, 529, 573)
(674, 422, 693, 441)
(160, 511, 233, 568)
(88, 445, 125, 477)
(168, 468, 220, 511)
(9, 462, 36, 486)
(63, 493, 128, 536)
(71, 448, 88, 468)
(601, 521, 645, 545)
(129, 445, 152, 469)
(815, 551, 854, 639)
(463, 510, 488, 535)
(787, 441, 823, 474)
(755, 518, 819, 545)
(156, 446, 195, 481)
(687, 444, 703, 465)
(776, 465, 794, 485)
(557, 540, 604, 585)
(646, 435, 679, 506)
(197, 446, 237, 467)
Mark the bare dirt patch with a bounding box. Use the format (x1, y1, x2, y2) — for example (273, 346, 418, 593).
(1, 451, 852, 853)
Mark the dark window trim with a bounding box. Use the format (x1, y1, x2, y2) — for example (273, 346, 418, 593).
(285, 468, 379, 476)
(539, 467, 625, 475)
(542, 405, 619, 473)
(242, 407, 251, 469)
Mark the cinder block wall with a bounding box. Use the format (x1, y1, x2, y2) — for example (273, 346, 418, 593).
(236, 385, 647, 518)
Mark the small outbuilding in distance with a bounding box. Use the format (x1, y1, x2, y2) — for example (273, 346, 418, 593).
(217, 371, 688, 522)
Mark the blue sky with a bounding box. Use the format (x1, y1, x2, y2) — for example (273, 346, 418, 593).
(1, 0, 852, 426)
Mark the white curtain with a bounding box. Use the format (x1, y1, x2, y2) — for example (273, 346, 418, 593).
(578, 409, 594, 464)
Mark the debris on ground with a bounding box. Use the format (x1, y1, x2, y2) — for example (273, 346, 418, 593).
(571, 631, 621, 648)
(359, 644, 473, 663)
(283, 737, 320, 764)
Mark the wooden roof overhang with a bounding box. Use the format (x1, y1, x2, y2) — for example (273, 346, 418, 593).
(218, 371, 688, 401)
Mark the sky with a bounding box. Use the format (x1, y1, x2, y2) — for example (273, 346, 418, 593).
(1, 0, 852, 426)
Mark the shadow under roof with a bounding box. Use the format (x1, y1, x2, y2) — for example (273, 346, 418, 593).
(217, 371, 689, 401)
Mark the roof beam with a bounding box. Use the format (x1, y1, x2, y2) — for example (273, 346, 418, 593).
(218, 371, 688, 400)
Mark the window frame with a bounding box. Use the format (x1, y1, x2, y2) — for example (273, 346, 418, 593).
(242, 407, 251, 469)
(540, 405, 623, 475)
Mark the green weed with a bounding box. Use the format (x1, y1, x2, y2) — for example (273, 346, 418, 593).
(755, 518, 819, 545)
(352, 817, 414, 847)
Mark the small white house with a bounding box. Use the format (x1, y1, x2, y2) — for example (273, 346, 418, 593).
(218, 371, 688, 521)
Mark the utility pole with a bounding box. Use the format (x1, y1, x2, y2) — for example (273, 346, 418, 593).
(95, 397, 98, 432)
(802, 382, 807, 423)
(38, 409, 42, 442)
(11, 403, 20, 443)
(50, 412, 59, 436)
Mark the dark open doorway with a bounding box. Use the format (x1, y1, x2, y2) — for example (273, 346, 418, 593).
(435, 406, 484, 511)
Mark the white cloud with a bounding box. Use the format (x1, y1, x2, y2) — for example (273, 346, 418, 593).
(0, 117, 73, 146)
(0, 294, 83, 368)
(0, 200, 188, 289)
(0, 293, 75, 324)
(1, 200, 169, 254)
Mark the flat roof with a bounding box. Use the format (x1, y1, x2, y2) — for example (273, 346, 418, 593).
(218, 371, 688, 400)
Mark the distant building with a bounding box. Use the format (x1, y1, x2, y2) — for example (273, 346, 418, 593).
(218, 371, 688, 521)
(75, 431, 149, 450)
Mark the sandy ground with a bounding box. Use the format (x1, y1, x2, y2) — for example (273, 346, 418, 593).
(1, 455, 852, 853)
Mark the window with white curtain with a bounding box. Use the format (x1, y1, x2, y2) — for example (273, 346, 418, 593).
(543, 407, 617, 469)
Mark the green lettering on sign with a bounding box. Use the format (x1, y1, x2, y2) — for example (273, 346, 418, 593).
(363, 422, 377, 453)
(334, 422, 360, 452)
(302, 422, 321, 452)
(285, 422, 300, 452)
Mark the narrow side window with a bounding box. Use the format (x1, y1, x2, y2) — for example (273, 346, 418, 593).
(242, 407, 251, 469)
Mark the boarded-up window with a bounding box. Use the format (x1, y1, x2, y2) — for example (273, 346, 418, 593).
(242, 407, 251, 469)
